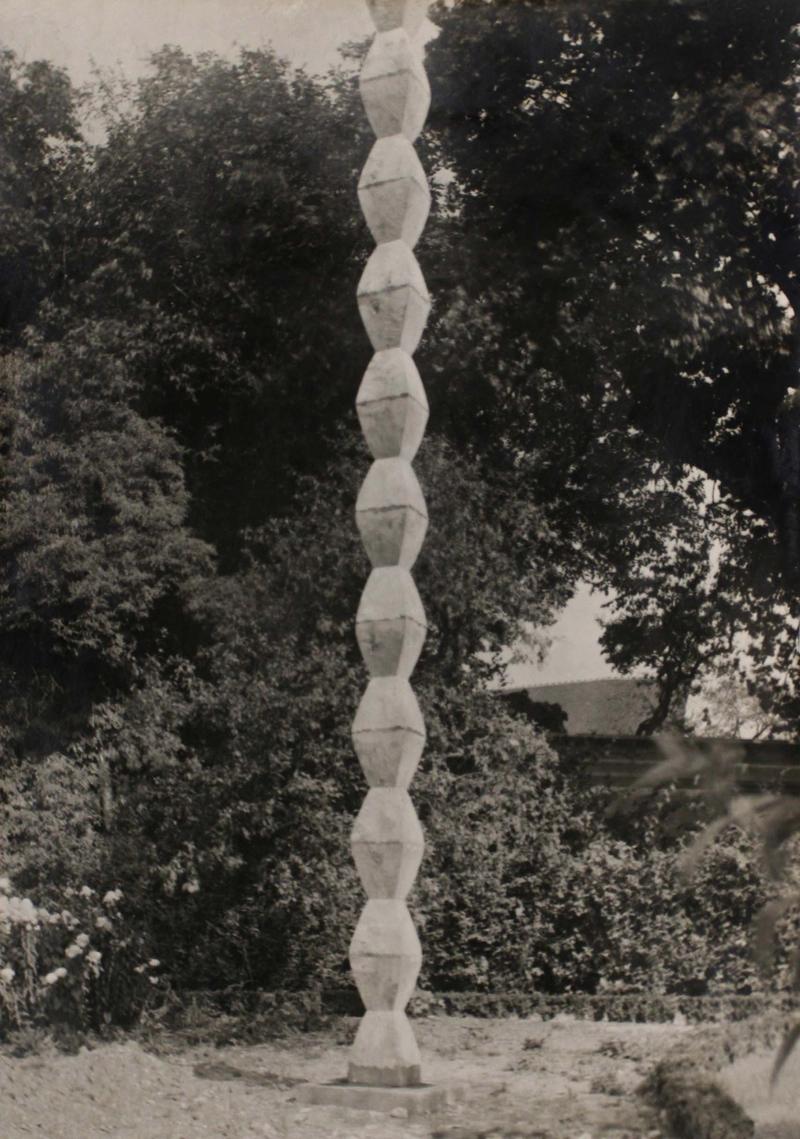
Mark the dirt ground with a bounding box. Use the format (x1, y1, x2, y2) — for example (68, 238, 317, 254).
(3, 1013, 798, 1138)
(717, 1041, 800, 1139)
(0, 1015, 693, 1139)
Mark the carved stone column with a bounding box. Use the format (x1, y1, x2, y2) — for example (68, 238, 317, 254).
(302, 0, 451, 1113)
(350, 0, 432, 1090)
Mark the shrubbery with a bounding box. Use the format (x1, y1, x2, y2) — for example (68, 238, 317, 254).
(4, 700, 791, 1020)
(416, 740, 782, 997)
(0, 878, 160, 1036)
(3, 669, 797, 1020)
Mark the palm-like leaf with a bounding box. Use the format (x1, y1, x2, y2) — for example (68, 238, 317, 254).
(788, 942, 800, 992)
(676, 815, 731, 880)
(605, 734, 705, 819)
(607, 734, 742, 820)
(771, 1020, 800, 1088)
(758, 799, 800, 874)
(632, 734, 800, 1092)
(752, 893, 800, 974)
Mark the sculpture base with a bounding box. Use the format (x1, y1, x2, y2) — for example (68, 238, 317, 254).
(298, 1079, 458, 1117)
(348, 1060, 421, 1087)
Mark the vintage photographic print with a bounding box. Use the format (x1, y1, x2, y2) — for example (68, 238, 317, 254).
(1, 1, 799, 1136)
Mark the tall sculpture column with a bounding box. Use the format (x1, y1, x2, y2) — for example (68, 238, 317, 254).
(350, 0, 431, 1090)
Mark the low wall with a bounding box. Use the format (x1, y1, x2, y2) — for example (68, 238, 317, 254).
(555, 734, 800, 792)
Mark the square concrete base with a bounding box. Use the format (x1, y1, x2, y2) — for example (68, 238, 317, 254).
(298, 1080, 461, 1117)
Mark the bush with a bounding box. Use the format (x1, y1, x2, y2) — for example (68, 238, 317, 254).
(2, 713, 790, 1009)
(415, 724, 780, 997)
(0, 573, 789, 1011)
(557, 829, 768, 996)
(0, 752, 107, 895)
(414, 696, 598, 992)
(3, 719, 787, 1008)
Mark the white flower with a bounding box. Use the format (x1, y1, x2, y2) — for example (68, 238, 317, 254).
(75, 933, 90, 948)
(79, 886, 94, 898)
(0, 877, 10, 893)
(0, 966, 14, 983)
(148, 959, 160, 968)
(65, 944, 82, 958)
(182, 880, 199, 894)
(103, 889, 122, 905)
(95, 916, 112, 931)
(14, 898, 36, 923)
(54, 967, 67, 979)
(87, 950, 102, 965)
(44, 972, 59, 985)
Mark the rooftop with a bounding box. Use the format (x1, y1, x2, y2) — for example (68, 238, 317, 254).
(502, 676, 660, 736)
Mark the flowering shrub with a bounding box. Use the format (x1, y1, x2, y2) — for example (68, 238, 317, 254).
(0, 877, 160, 1035)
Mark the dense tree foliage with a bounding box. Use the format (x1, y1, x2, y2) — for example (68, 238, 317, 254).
(0, 0, 798, 1000)
(427, 0, 800, 725)
(0, 52, 82, 347)
(43, 48, 372, 565)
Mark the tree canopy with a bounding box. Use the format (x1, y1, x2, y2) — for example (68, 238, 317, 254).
(425, 0, 800, 726)
(0, 0, 798, 992)
(0, 51, 82, 346)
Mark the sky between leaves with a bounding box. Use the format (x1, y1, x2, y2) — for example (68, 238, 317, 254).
(2, 0, 613, 686)
(4, 0, 371, 82)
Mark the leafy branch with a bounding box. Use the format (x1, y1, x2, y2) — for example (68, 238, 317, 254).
(610, 734, 800, 1086)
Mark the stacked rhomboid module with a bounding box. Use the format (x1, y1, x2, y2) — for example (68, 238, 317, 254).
(350, 0, 432, 1090)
